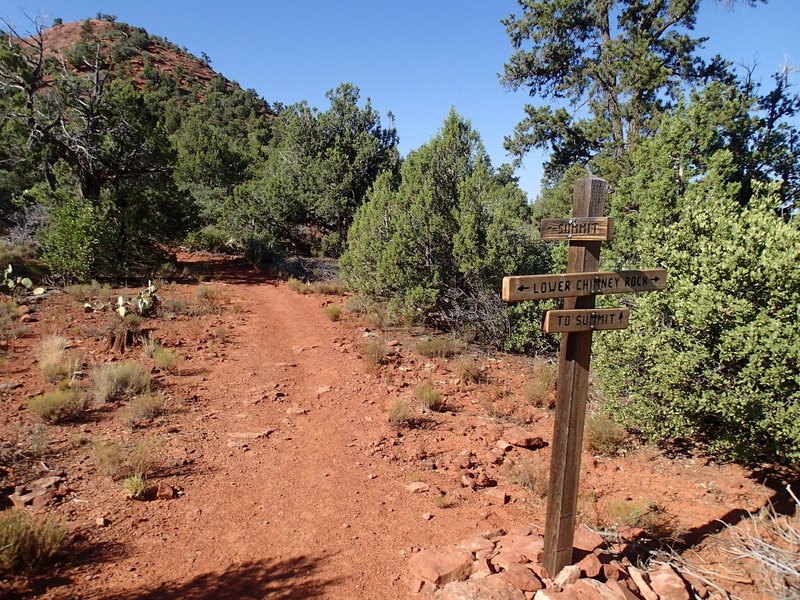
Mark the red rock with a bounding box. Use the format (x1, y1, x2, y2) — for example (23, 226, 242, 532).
(434, 574, 525, 599)
(475, 529, 507, 540)
(30, 489, 56, 509)
(156, 483, 176, 500)
(618, 526, 645, 542)
(519, 539, 544, 563)
(496, 534, 534, 551)
(573, 525, 605, 552)
(604, 580, 639, 600)
(501, 563, 543, 592)
(571, 579, 619, 600)
(602, 560, 627, 581)
(648, 565, 689, 600)
(409, 546, 475, 587)
(485, 488, 509, 505)
(459, 536, 496, 555)
(471, 558, 494, 580)
(627, 567, 657, 600)
(577, 552, 603, 579)
(406, 482, 431, 493)
(553, 565, 581, 588)
(388, 339, 400, 346)
(503, 426, 547, 449)
(507, 526, 534, 536)
(491, 550, 528, 571)
(534, 589, 577, 600)
(527, 563, 550, 581)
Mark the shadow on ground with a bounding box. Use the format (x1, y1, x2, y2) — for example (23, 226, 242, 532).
(93, 556, 337, 600)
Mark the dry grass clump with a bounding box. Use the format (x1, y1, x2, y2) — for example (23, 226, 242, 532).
(507, 456, 548, 500)
(361, 337, 386, 371)
(416, 336, 458, 358)
(65, 280, 113, 302)
(93, 436, 163, 480)
(454, 355, 485, 384)
(36, 335, 71, 382)
(324, 304, 342, 321)
(119, 393, 167, 430)
(286, 277, 312, 294)
(584, 413, 628, 456)
(365, 308, 389, 330)
(388, 398, 411, 427)
(160, 296, 198, 316)
(0, 301, 27, 342)
(0, 509, 68, 575)
(313, 280, 346, 295)
(196, 285, 232, 311)
(432, 493, 454, 509)
(27, 389, 87, 424)
(90, 361, 151, 404)
(602, 499, 677, 539)
(152, 347, 180, 373)
(141, 337, 162, 359)
(522, 358, 558, 408)
(416, 381, 446, 412)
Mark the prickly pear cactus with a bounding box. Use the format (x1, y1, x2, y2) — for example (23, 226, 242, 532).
(2, 264, 45, 296)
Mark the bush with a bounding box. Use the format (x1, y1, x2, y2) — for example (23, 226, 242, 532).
(27, 389, 87, 424)
(416, 381, 446, 412)
(313, 280, 346, 295)
(0, 509, 68, 575)
(90, 361, 151, 403)
(196, 285, 232, 311)
(324, 304, 342, 321)
(183, 227, 231, 253)
(597, 170, 800, 462)
(584, 413, 628, 456)
(119, 393, 166, 430)
(152, 347, 180, 373)
(36, 335, 70, 382)
(122, 474, 149, 500)
(388, 398, 411, 427)
(340, 110, 550, 349)
(506, 457, 548, 500)
(0, 301, 26, 342)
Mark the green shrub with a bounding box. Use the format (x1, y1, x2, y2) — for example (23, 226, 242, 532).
(286, 277, 312, 294)
(324, 304, 342, 321)
(597, 166, 800, 462)
(27, 389, 87, 424)
(0, 509, 68, 575)
(416, 381, 445, 412)
(314, 280, 346, 295)
(340, 110, 550, 349)
(122, 475, 149, 500)
(183, 227, 231, 253)
(90, 361, 151, 403)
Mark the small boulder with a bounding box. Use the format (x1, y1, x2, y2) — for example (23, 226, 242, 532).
(406, 482, 430, 494)
(648, 564, 689, 600)
(501, 563, 543, 592)
(409, 546, 474, 587)
(503, 427, 547, 449)
(576, 552, 603, 579)
(484, 488, 509, 506)
(573, 525, 604, 552)
(553, 565, 581, 588)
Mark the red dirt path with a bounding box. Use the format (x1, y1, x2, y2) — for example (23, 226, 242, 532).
(0, 254, 782, 599)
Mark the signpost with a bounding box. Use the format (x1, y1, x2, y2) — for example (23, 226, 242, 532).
(501, 175, 666, 577)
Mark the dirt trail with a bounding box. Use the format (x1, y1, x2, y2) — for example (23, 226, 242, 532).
(65, 263, 493, 599)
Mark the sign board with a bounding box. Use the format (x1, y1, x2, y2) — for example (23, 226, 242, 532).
(502, 269, 666, 302)
(540, 217, 613, 241)
(543, 308, 629, 333)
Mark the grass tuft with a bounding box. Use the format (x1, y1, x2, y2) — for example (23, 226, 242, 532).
(286, 277, 312, 294)
(388, 398, 411, 427)
(507, 456, 548, 500)
(152, 347, 180, 373)
(360, 337, 386, 372)
(27, 389, 87, 424)
(324, 304, 342, 321)
(313, 280, 346, 295)
(522, 358, 558, 408)
(584, 413, 628, 456)
(0, 509, 68, 576)
(93, 436, 163, 480)
(416, 381, 446, 412)
(416, 336, 458, 358)
(454, 355, 485, 384)
(122, 475, 149, 500)
(196, 285, 232, 312)
(119, 393, 167, 430)
(90, 361, 151, 404)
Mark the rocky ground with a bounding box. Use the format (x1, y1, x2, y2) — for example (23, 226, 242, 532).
(0, 253, 793, 599)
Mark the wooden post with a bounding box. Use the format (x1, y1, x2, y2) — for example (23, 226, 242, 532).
(542, 174, 609, 577)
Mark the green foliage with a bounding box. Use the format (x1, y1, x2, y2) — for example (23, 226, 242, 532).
(596, 152, 800, 463)
(342, 110, 549, 348)
(0, 509, 68, 575)
(416, 381, 446, 412)
(183, 227, 232, 253)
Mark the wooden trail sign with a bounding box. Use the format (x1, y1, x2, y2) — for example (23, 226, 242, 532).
(500, 174, 666, 577)
(540, 217, 613, 241)
(502, 269, 666, 302)
(543, 308, 629, 333)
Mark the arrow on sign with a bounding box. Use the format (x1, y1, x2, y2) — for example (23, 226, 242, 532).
(517, 285, 530, 292)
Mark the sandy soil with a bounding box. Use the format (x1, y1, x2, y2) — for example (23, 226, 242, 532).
(0, 254, 790, 599)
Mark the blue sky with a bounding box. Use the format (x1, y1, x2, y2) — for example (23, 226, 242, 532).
(4, 1, 799, 200)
